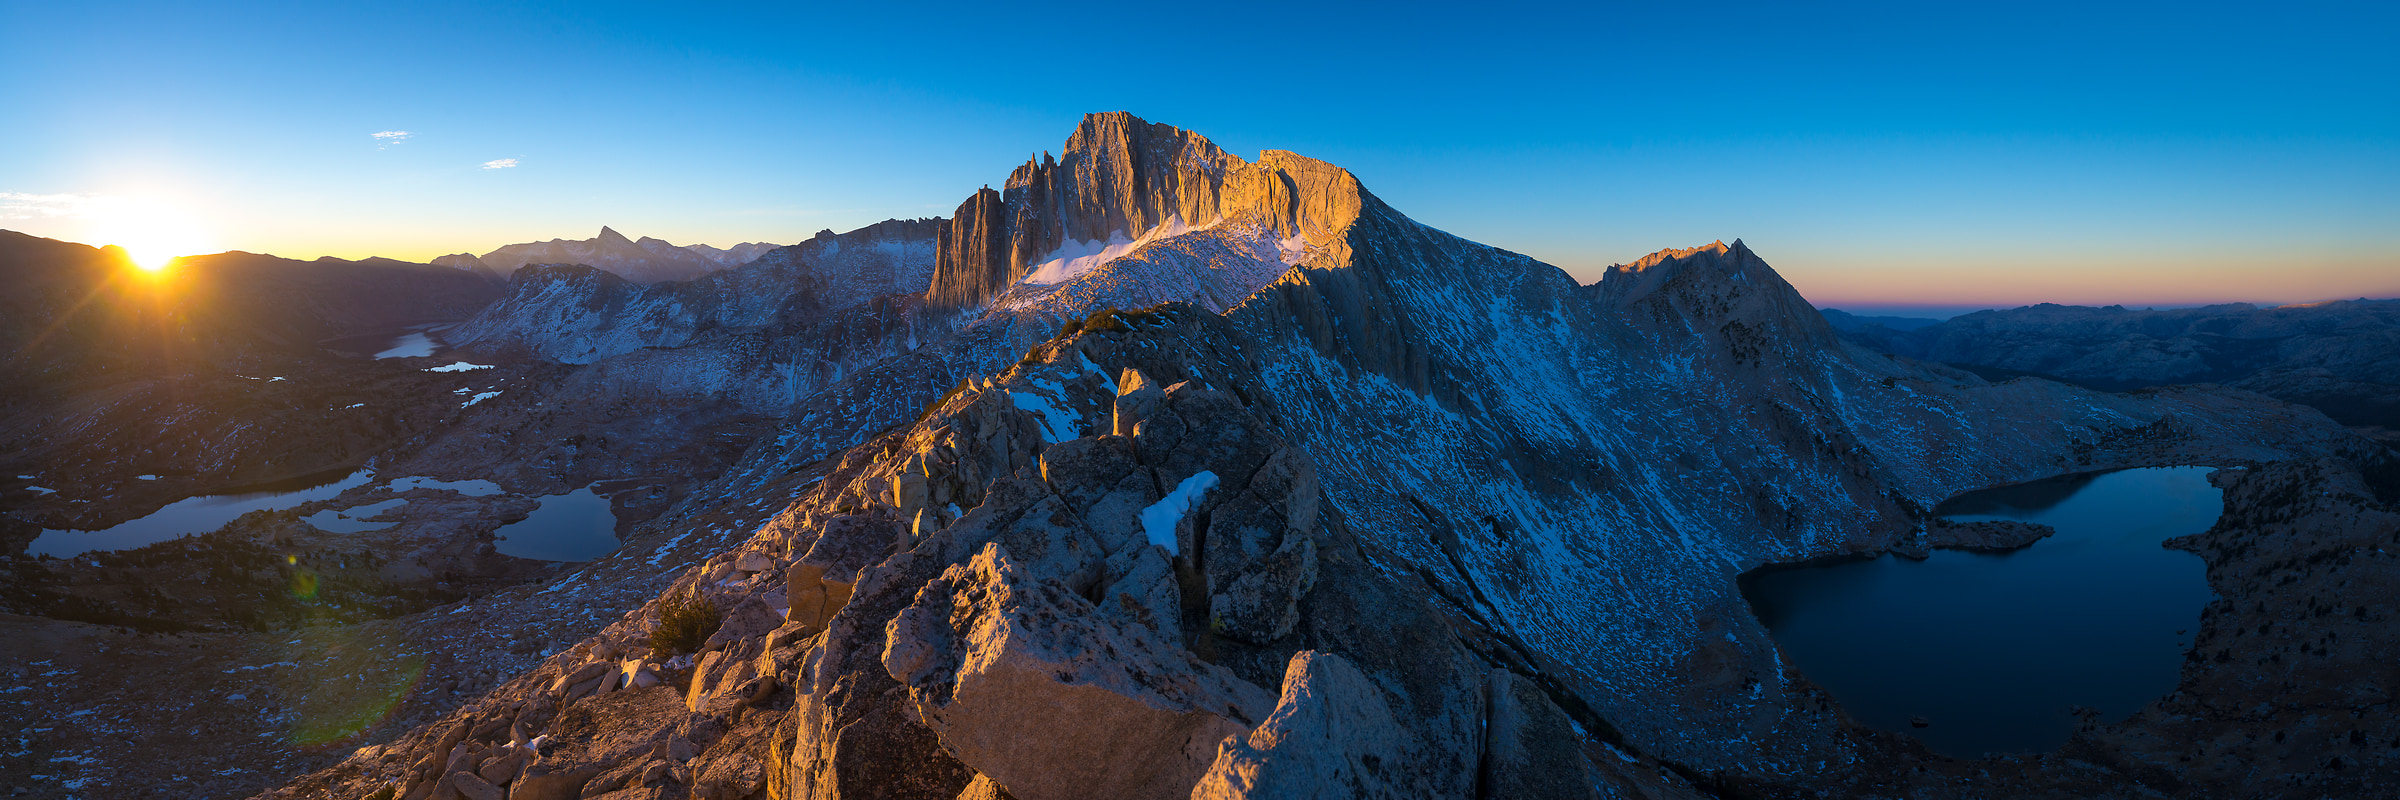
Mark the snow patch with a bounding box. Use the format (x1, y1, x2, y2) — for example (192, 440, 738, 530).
(1278, 233, 1309, 264)
(1139, 471, 1218, 555)
(426, 361, 494, 373)
(1021, 215, 1204, 286)
(463, 391, 502, 407)
(1008, 391, 1081, 443)
(25, 486, 55, 495)
(1076, 351, 1115, 390)
(648, 531, 693, 566)
(136, 475, 158, 481)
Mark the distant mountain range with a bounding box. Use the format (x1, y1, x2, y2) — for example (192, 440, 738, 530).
(1818, 308, 1945, 332)
(1830, 301, 2400, 434)
(433, 226, 785, 284)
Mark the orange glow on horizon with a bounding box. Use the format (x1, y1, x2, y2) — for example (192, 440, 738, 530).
(1764, 250, 2400, 312)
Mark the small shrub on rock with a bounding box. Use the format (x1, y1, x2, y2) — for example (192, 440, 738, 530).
(650, 590, 722, 656)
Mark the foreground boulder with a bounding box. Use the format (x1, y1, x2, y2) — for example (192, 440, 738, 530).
(1189, 650, 1411, 799)
(884, 543, 1276, 800)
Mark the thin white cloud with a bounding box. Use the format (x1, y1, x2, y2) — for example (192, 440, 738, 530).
(481, 158, 519, 170)
(0, 192, 106, 220)
(372, 130, 412, 149)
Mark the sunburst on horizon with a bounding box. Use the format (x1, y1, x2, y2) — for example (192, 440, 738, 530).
(90, 197, 213, 271)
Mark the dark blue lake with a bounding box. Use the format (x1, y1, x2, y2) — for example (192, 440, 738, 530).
(1744, 466, 2224, 757)
(27, 468, 375, 558)
(492, 488, 619, 562)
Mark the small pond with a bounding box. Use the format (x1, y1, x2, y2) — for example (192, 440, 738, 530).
(302, 498, 407, 534)
(28, 468, 375, 558)
(493, 488, 620, 562)
(1743, 466, 2224, 757)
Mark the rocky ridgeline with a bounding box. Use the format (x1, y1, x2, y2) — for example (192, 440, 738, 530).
(270, 315, 1673, 799)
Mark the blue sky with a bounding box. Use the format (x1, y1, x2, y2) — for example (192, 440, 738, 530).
(3, 0, 2393, 313)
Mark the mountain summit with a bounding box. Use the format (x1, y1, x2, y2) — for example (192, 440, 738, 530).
(929, 111, 1359, 310)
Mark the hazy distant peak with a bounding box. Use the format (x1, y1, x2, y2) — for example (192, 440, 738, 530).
(683, 241, 786, 266)
(463, 227, 784, 281)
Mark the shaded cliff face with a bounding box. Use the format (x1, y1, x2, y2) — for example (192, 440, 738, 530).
(256, 114, 2390, 800)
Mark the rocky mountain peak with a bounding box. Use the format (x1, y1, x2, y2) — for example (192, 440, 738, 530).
(596, 225, 631, 244)
(1594, 237, 1839, 353)
(927, 112, 1369, 311)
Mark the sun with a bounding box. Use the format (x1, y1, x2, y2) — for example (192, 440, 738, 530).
(90, 198, 213, 272)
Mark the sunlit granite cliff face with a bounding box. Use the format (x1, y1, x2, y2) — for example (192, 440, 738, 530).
(927, 111, 1359, 312)
(258, 114, 2392, 800)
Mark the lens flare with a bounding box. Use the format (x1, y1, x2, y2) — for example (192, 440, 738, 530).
(289, 567, 320, 601)
(271, 628, 430, 747)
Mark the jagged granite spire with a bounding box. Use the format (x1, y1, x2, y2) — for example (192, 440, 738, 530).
(927, 111, 1366, 310)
